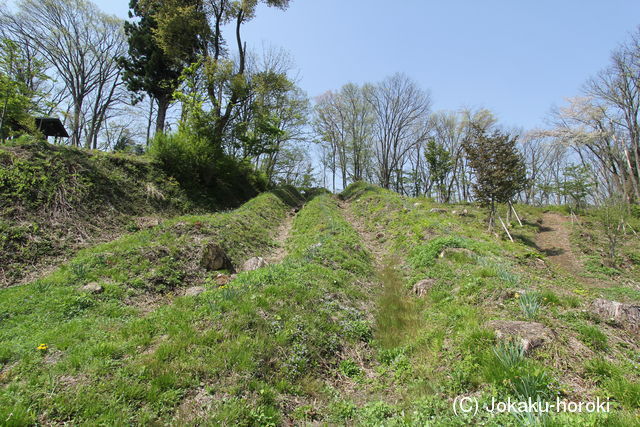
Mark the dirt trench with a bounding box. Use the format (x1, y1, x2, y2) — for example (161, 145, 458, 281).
(534, 212, 603, 287)
(264, 209, 297, 265)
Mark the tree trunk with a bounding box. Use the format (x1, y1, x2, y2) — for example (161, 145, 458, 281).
(146, 98, 154, 147)
(156, 96, 169, 135)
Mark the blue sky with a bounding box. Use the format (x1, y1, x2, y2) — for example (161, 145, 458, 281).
(97, 0, 640, 130)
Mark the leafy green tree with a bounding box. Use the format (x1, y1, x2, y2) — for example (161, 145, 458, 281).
(424, 138, 453, 202)
(559, 164, 594, 212)
(463, 126, 527, 230)
(147, 0, 292, 146)
(119, 0, 190, 135)
(0, 38, 41, 141)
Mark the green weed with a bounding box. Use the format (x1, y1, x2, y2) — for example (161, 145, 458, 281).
(577, 324, 608, 351)
(519, 292, 542, 319)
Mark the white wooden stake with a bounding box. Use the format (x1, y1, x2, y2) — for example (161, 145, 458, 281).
(510, 202, 523, 227)
(499, 216, 514, 242)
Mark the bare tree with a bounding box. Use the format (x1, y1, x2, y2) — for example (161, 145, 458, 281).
(3, 0, 126, 147)
(313, 91, 346, 191)
(364, 74, 431, 189)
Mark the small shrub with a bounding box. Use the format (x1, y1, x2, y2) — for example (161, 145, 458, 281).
(327, 400, 357, 422)
(149, 131, 266, 206)
(359, 401, 395, 424)
(248, 405, 279, 427)
(378, 347, 406, 366)
(339, 359, 362, 378)
(343, 320, 372, 342)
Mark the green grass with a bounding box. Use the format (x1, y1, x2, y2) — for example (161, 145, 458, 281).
(334, 182, 640, 425)
(0, 191, 302, 424)
(0, 193, 379, 424)
(2, 180, 639, 424)
(0, 140, 196, 285)
(576, 324, 609, 351)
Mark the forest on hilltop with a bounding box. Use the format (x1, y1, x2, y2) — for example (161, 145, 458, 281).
(0, 0, 639, 215)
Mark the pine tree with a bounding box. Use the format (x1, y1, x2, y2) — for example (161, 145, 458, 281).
(463, 125, 527, 230)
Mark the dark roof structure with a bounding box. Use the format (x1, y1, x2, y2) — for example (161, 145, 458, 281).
(35, 117, 69, 138)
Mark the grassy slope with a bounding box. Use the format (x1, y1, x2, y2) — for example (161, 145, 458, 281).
(0, 190, 302, 424)
(337, 182, 639, 425)
(0, 140, 199, 286)
(1, 176, 637, 425)
(566, 212, 640, 303)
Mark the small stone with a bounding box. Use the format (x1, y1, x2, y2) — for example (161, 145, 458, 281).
(200, 243, 234, 272)
(184, 286, 206, 297)
(241, 256, 267, 272)
(413, 202, 422, 208)
(135, 217, 160, 229)
(82, 282, 103, 294)
(487, 320, 555, 353)
(215, 274, 231, 286)
(429, 208, 448, 213)
(412, 278, 436, 297)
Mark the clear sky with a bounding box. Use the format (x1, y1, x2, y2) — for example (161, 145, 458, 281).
(96, 0, 640, 130)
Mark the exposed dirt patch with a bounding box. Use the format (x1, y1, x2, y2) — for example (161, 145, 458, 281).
(125, 293, 174, 315)
(174, 387, 216, 424)
(534, 213, 603, 288)
(535, 213, 581, 273)
(264, 209, 297, 264)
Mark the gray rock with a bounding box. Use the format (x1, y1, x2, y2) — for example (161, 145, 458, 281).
(487, 320, 555, 353)
(82, 282, 103, 294)
(200, 243, 234, 272)
(429, 208, 448, 213)
(591, 298, 640, 331)
(412, 278, 436, 297)
(242, 256, 267, 272)
(215, 274, 231, 285)
(184, 286, 206, 296)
